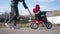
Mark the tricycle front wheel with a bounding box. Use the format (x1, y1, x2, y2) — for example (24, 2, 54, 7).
(30, 23, 39, 29)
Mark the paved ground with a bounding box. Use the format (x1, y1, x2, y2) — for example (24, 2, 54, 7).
(0, 27, 60, 34)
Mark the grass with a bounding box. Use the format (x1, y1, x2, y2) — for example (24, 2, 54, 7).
(0, 23, 31, 28)
(0, 22, 60, 28)
(0, 23, 6, 28)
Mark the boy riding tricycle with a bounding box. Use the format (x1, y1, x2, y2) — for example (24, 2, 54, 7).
(30, 4, 52, 29)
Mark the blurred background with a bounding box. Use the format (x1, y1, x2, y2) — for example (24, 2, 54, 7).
(0, 0, 60, 28)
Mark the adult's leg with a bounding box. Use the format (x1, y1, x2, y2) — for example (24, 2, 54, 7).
(5, 0, 19, 28)
(7, 0, 19, 24)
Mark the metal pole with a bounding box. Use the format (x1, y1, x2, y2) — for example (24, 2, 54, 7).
(27, 8, 32, 17)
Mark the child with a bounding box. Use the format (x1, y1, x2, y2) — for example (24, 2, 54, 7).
(33, 4, 47, 22)
(33, 4, 42, 21)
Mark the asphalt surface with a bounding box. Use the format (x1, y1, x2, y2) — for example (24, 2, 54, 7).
(0, 27, 60, 34)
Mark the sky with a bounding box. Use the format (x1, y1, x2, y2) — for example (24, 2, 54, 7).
(0, 0, 60, 24)
(0, 0, 60, 15)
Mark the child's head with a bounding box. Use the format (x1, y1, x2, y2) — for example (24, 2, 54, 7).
(35, 4, 40, 10)
(33, 4, 41, 13)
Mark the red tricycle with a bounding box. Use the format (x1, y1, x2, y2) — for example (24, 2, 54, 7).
(30, 12, 52, 29)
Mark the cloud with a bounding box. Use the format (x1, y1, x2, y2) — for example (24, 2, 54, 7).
(40, 5, 48, 11)
(40, 6, 46, 8)
(34, 0, 55, 2)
